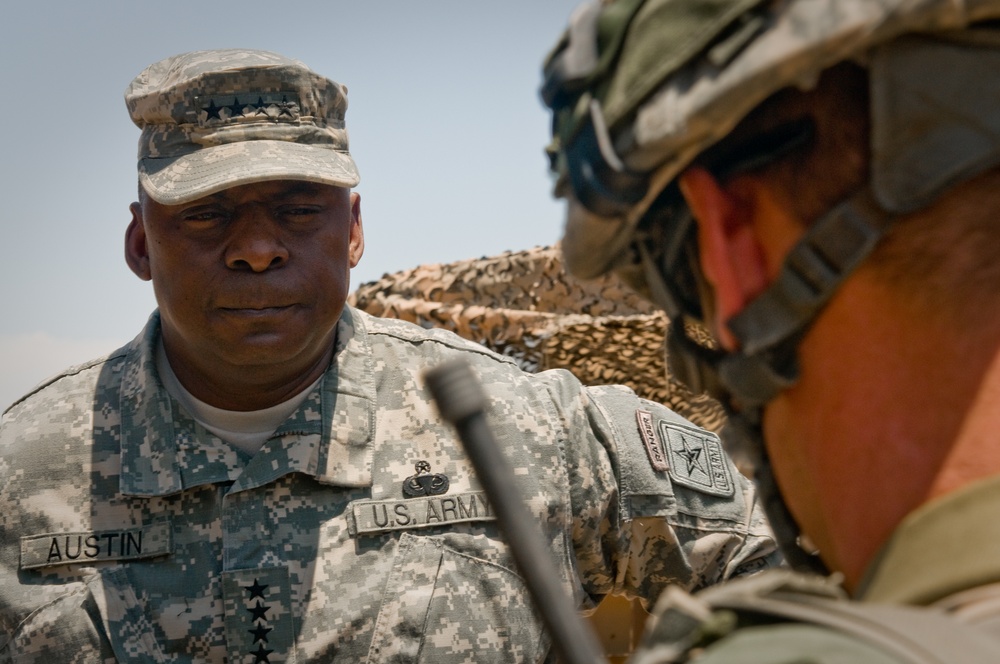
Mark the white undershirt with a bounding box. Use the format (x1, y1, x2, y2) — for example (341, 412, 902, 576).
(156, 339, 321, 456)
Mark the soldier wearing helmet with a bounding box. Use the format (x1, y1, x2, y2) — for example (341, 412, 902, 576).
(545, 0, 1000, 659)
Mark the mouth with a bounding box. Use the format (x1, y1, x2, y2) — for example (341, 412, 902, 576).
(218, 304, 300, 317)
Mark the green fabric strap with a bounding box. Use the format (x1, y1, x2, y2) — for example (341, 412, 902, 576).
(636, 571, 1000, 663)
(694, 624, 901, 664)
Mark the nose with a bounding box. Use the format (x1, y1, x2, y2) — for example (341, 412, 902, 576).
(224, 205, 289, 272)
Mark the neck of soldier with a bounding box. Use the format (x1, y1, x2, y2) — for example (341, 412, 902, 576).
(762, 265, 1000, 592)
(162, 332, 337, 412)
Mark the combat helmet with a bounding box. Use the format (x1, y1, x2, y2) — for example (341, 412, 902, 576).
(543, 0, 1000, 568)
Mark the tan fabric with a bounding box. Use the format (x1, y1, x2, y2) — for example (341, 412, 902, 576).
(858, 475, 1000, 618)
(349, 245, 726, 433)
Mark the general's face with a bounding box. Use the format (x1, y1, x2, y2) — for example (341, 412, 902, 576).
(126, 180, 364, 385)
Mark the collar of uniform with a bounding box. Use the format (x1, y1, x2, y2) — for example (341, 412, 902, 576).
(119, 308, 375, 496)
(119, 312, 185, 495)
(230, 306, 375, 493)
(314, 305, 376, 487)
(857, 475, 1000, 605)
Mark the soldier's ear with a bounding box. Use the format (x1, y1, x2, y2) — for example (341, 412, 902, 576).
(678, 167, 769, 351)
(348, 191, 364, 269)
(125, 202, 152, 282)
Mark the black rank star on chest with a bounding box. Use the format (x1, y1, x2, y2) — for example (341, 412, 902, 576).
(244, 578, 275, 662)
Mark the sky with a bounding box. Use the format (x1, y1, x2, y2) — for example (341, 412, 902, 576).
(0, 0, 585, 409)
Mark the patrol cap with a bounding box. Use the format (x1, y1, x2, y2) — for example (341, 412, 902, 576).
(125, 49, 360, 205)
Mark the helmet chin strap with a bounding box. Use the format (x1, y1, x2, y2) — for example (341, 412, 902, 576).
(666, 184, 897, 416)
(725, 409, 829, 575)
(727, 188, 895, 364)
(648, 186, 898, 573)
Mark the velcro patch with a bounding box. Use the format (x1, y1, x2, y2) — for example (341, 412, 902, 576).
(21, 519, 172, 570)
(350, 491, 495, 536)
(223, 566, 296, 663)
(636, 409, 670, 472)
(659, 421, 734, 497)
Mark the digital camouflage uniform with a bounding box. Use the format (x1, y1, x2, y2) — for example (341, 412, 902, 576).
(0, 307, 779, 663)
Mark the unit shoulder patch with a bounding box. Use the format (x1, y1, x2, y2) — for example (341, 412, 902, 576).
(659, 421, 734, 497)
(636, 409, 670, 472)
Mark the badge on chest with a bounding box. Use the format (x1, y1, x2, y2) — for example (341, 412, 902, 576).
(349, 459, 495, 536)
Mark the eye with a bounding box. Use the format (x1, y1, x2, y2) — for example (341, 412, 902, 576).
(278, 204, 323, 222)
(180, 206, 228, 227)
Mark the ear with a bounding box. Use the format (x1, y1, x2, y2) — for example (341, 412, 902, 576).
(678, 168, 769, 351)
(348, 191, 365, 268)
(125, 201, 152, 281)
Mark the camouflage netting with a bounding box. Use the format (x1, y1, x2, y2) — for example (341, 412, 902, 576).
(349, 245, 725, 433)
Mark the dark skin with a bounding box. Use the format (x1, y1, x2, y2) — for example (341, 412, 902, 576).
(125, 180, 364, 411)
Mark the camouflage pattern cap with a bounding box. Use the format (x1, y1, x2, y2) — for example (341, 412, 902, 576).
(125, 49, 360, 205)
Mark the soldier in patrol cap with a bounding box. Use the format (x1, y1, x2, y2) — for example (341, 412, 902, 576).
(0, 49, 780, 662)
(543, 0, 1000, 659)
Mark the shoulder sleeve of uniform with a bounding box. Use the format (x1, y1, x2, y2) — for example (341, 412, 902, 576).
(352, 305, 521, 368)
(539, 374, 780, 601)
(584, 384, 745, 520)
(3, 340, 128, 418)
